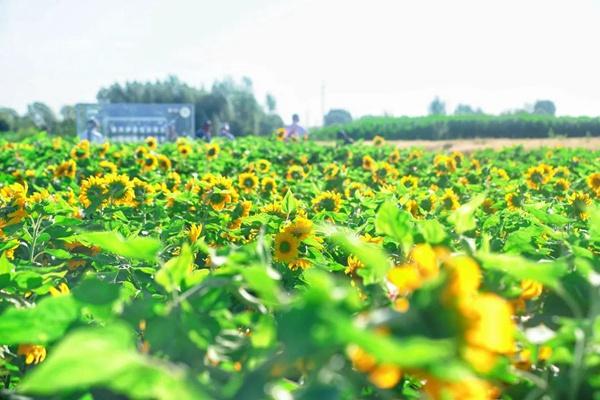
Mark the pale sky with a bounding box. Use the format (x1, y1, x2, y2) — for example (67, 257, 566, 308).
(1, 0, 600, 125)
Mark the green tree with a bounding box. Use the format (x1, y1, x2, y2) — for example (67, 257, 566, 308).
(324, 109, 353, 126)
(428, 97, 446, 116)
(533, 100, 556, 116)
(26, 102, 57, 133)
(265, 93, 277, 113)
(0, 107, 19, 132)
(454, 104, 484, 115)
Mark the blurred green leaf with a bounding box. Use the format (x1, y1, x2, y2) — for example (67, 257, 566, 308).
(477, 252, 567, 289)
(71, 231, 161, 262)
(73, 276, 120, 306)
(0, 295, 78, 344)
(19, 324, 208, 399)
(375, 201, 413, 244)
(589, 205, 600, 243)
(448, 194, 486, 234)
(156, 243, 193, 292)
(240, 264, 281, 306)
(281, 190, 297, 214)
(417, 219, 447, 244)
(322, 225, 389, 285)
(503, 226, 542, 253)
(333, 315, 455, 368)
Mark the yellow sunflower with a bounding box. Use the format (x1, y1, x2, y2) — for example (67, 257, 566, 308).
(206, 143, 220, 160)
(388, 149, 401, 164)
(362, 155, 375, 171)
(372, 162, 398, 184)
(284, 216, 313, 240)
(323, 163, 340, 180)
(406, 199, 421, 218)
(554, 178, 570, 193)
(289, 258, 311, 271)
(587, 172, 600, 192)
(99, 160, 117, 175)
(345, 255, 364, 275)
(239, 172, 259, 193)
(141, 153, 158, 172)
(79, 176, 108, 208)
(567, 191, 592, 220)
(261, 176, 277, 194)
(178, 144, 192, 157)
(99, 142, 110, 158)
(188, 223, 203, 243)
(70, 141, 90, 160)
(312, 191, 342, 213)
(105, 173, 134, 206)
(399, 175, 418, 189)
(524, 166, 550, 190)
(420, 194, 437, 213)
(434, 155, 456, 176)
(440, 189, 459, 210)
(54, 160, 77, 179)
(286, 165, 306, 181)
(157, 154, 172, 170)
(145, 136, 158, 150)
(274, 231, 299, 263)
(166, 171, 182, 192)
(256, 159, 271, 173)
(17, 344, 46, 365)
(132, 178, 155, 206)
(135, 146, 148, 161)
(482, 198, 496, 214)
(505, 192, 523, 211)
(275, 128, 287, 141)
(372, 135, 385, 146)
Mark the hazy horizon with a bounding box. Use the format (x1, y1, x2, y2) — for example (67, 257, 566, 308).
(1, 0, 600, 125)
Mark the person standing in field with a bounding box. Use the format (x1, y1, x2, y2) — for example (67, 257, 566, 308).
(81, 117, 104, 143)
(218, 122, 235, 140)
(196, 120, 213, 141)
(286, 114, 308, 141)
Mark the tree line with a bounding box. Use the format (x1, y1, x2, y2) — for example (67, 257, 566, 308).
(312, 114, 600, 140)
(0, 76, 283, 137)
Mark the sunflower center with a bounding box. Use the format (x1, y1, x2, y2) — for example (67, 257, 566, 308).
(279, 241, 291, 253)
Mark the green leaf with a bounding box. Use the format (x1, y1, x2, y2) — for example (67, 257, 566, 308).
(524, 205, 570, 226)
(19, 324, 208, 400)
(72, 276, 120, 306)
(0, 253, 15, 274)
(322, 225, 389, 285)
(333, 315, 455, 368)
(0, 295, 78, 344)
(448, 194, 486, 234)
(375, 201, 413, 244)
(416, 219, 447, 244)
(240, 264, 281, 306)
(71, 231, 161, 262)
(589, 205, 600, 243)
(281, 190, 297, 214)
(503, 226, 542, 253)
(155, 243, 193, 292)
(477, 252, 568, 289)
(45, 248, 72, 259)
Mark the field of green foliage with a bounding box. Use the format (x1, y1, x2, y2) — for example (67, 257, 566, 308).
(0, 133, 598, 399)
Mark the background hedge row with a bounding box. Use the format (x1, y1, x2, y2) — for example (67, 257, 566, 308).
(310, 114, 600, 140)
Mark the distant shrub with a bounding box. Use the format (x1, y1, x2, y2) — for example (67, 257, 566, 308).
(311, 114, 600, 140)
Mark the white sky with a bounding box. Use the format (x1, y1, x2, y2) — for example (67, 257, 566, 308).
(1, 0, 599, 125)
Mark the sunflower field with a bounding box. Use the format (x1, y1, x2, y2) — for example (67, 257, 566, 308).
(0, 133, 599, 400)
